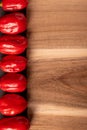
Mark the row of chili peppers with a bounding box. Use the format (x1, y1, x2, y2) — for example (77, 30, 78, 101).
(0, 0, 30, 130)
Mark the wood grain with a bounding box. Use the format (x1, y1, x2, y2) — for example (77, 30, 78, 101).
(27, 0, 87, 49)
(27, 0, 87, 129)
(29, 115, 87, 130)
(28, 57, 87, 108)
(28, 56, 87, 129)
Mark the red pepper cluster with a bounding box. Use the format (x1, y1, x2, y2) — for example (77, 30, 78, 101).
(0, 0, 30, 130)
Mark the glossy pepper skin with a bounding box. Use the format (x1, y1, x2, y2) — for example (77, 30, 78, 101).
(0, 94, 27, 116)
(0, 55, 27, 73)
(2, 0, 28, 11)
(0, 116, 30, 130)
(0, 12, 27, 34)
(0, 35, 27, 54)
(0, 73, 27, 92)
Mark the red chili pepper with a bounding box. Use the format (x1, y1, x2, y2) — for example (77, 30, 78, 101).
(0, 94, 27, 116)
(0, 116, 30, 130)
(0, 55, 27, 73)
(0, 35, 27, 54)
(0, 73, 27, 92)
(2, 0, 28, 11)
(0, 12, 27, 34)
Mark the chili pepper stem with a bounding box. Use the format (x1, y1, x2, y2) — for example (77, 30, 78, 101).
(0, 2, 2, 7)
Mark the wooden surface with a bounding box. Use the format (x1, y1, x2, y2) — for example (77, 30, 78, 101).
(27, 0, 87, 129)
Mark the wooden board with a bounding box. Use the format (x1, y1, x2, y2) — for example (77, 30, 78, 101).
(27, 0, 87, 129)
